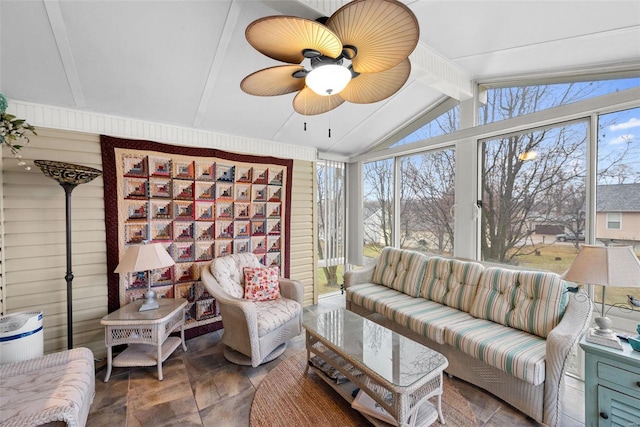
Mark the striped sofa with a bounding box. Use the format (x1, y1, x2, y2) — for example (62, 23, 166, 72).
(344, 247, 592, 427)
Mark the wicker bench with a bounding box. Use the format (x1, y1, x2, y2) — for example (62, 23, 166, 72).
(0, 347, 95, 427)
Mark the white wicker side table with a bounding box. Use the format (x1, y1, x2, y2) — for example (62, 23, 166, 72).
(101, 298, 188, 382)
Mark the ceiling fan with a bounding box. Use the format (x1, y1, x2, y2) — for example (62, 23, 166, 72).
(240, 0, 419, 116)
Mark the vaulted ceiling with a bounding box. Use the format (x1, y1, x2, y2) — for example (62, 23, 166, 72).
(2, 1, 639, 158)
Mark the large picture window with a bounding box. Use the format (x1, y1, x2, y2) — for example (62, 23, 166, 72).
(317, 160, 346, 296)
(480, 78, 639, 125)
(480, 121, 587, 273)
(363, 159, 394, 260)
(595, 107, 640, 324)
(399, 148, 455, 255)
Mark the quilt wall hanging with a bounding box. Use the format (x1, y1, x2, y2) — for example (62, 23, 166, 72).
(101, 135, 293, 338)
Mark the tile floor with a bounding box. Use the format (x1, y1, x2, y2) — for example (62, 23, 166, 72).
(87, 293, 586, 426)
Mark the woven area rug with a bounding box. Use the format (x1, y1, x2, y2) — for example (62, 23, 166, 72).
(250, 351, 477, 427)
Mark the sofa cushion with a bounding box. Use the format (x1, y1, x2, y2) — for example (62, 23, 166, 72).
(384, 296, 475, 344)
(420, 257, 484, 312)
(469, 267, 568, 338)
(444, 317, 547, 385)
(347, 283, 407, 315)
(371, 247, 428, 297)
(210, 253, 262, 298)
(254, 298, 301, 337)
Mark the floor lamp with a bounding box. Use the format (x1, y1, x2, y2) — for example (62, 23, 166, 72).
(34, 160, 102, 349)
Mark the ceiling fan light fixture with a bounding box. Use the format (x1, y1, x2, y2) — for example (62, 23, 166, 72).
(305, 64, 351, 96)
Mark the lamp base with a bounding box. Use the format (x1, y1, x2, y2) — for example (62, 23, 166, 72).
(139, 289, 159, 312)
(585, 327, 623, 350)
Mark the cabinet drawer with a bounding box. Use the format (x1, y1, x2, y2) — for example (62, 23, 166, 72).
(597, 386, 640, 426)
(598, 362, 640, 399)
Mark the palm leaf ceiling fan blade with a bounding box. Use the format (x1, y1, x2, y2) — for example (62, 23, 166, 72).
(293, 87, 345, 115)
(340, 59, 411, 104)
(326, 0, 419, 73)
(245, 16, 343, 64)
(241, 65, 307, 96)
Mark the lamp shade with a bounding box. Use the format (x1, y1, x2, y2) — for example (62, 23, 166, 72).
(114, 243, 175, 273)
(560, 245, 640, 287)
(305, 64, 352, 96)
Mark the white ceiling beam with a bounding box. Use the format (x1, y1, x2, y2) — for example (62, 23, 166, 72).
(410, 44, 474, 101)
(43, 0, 85, 108)
(193, 0, 243, 127)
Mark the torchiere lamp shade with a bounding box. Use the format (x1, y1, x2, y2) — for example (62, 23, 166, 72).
(34, 160, 102, 186)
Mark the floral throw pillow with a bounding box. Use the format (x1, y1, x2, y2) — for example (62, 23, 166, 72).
(243, 266, 281, 301)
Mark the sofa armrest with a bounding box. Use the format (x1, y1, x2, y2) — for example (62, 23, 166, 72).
(201, 264, 259, 341)
(344, 264, 376, 289)
(279, 278, 304, 305)
(543, 291, 593, 427)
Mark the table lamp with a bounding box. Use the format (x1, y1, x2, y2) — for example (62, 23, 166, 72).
(114, 243, 175, 311)
(560, 245, 640, 348)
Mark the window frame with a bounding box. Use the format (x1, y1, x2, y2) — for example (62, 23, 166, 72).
(605, 212, 622, 230)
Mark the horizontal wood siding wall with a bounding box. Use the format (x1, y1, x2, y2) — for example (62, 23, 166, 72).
(2, 128, 106, 357)
(289, 160, 316, 306)
(1, 128, 316, 357)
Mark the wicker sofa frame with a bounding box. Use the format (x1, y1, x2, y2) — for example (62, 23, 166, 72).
(345, 252, 592, 427)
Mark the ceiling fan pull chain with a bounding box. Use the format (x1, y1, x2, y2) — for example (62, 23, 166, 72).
(328, 101, 331, 138)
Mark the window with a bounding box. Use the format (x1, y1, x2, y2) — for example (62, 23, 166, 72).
(595, 107, 640, 332)
(391, 104, 459, 148)
(480, 78, 640, 125)
(399, 148, 455, 255)
(606, 213, 622, 230)
(480, 121, 587, 273)
(317, 160, 346, 296)
(363, 159, 394, 260)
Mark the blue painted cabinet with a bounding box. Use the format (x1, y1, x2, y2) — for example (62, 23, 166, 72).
(580, 337, 640, 426)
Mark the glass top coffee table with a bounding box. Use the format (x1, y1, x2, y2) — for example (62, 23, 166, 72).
(303, 308, 448, 427)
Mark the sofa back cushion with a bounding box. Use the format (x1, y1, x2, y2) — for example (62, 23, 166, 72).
(371, 247, 428, 297)
(420, 257, 484, 312)
(210, 253, 262, 298)
(469, 267, 568, 338)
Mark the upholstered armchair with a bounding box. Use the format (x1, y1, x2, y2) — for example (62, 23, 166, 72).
(201, 253, 304, 367)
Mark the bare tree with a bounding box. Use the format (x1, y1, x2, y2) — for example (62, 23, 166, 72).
(400, 149, 455, 254)
(317, 162, 344, 288)
(363, 159, 394, 249)
(481, 121, 587, 263)
(479, 82, 636, 263)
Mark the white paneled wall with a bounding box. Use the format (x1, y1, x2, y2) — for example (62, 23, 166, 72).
(1, 128, 316, 357)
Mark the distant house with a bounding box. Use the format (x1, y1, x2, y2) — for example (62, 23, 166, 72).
(596, 183, 640, 247)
